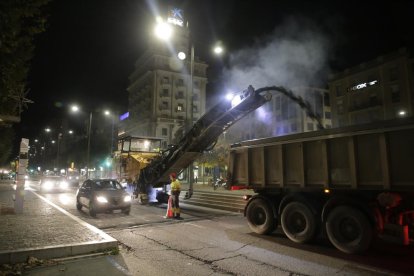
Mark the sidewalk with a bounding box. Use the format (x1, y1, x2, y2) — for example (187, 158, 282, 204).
(0, 181, 117, 265)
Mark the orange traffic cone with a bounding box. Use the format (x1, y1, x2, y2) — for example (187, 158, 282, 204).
(165, 196, 174, 218)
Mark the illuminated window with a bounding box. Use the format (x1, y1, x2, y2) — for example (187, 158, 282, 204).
(177, 104, 184, 112)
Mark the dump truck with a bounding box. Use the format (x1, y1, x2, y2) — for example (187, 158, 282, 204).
(228, 117, 414, 253)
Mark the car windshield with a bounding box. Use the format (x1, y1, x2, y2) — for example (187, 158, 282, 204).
(94, 180, 123, 190)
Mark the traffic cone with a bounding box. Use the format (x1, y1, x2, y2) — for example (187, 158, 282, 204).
(165, 196, 174, 218)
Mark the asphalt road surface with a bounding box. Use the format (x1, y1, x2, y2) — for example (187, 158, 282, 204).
(24, 181, 414, 275)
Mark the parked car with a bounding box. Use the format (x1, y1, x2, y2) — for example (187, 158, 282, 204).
(76, 179, 131, 217)
(39, 176, 69, 193)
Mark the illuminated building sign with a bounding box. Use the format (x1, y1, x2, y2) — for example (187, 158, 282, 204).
(120, 112, 129, 121)
(167, 7, 184, 27)
(348, 80, 378, 91)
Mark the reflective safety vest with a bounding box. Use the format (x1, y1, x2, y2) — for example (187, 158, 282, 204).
(171, 179, 181, 192)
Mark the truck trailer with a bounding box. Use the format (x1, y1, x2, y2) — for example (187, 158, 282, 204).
(228, 117, 414, 253)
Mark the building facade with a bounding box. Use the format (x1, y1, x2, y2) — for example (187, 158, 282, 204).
(227, 87, 331, 142)
(329, 48, 414, 127)
(121, 14, 208, 149)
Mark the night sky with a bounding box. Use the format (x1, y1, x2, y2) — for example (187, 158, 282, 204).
(15, 0, 414, 148)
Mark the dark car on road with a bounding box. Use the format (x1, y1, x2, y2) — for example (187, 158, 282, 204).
(39, 176, 69, 193)
(76, 179, 131, 217)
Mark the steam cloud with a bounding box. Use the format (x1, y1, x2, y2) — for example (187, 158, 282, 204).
(222, 17, 331, 141)
(223, 16, 330, 92)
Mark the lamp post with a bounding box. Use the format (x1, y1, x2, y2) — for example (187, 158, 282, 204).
(104, 110, 115, 157)
(71, 105, 93, 178)
(154, 18, 224, 191)
(71, 105, 113, 179)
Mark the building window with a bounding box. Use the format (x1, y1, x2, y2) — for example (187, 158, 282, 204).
(161, 101, 168, 110)
(389, 67, 399, 81)
(391, 84, 401, 103)
(337, 99, 344, 114)
(161, 89, 169, 97)
(176, 91, 184, 99)
(335, 85, 344, 97)
(275, 97, 281, 110)
(162, 128, 167, 136)
(162, 76, 169, 84)
(325, 112, 331, 119)
(324, 93, 330, 107)
(176, 103, 184, 112)
(369, 95, 379, 106)
(177, 79, 184, 86)
(291, 123, 297, 132)
(307, 123, 314, 131)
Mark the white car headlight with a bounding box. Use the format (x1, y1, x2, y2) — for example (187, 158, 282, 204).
(96, 196, 108, 203)
(43, 181, 54, 190)
(60, 181, 69, 189)
(124, 195, 131, 202)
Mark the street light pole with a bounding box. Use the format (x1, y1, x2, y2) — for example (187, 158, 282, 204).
(86, 111, 93, 178)
(188, 44, 194, 195)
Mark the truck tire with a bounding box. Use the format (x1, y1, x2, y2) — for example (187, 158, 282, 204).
(281, 202, 317, 244)
(246, 198, 275, 235)
(326, 206, 373, 254)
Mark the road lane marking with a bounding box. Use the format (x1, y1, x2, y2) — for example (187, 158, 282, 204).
(185, 222, 205, 229)
(31, 190, 116, 242)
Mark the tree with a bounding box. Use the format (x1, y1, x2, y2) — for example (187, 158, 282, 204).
(0, 127, 14, 165)
(196, 136, 231, 180)
(0, 0, 50, 162)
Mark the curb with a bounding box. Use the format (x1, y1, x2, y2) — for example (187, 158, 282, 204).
(0, 240, 118, 264)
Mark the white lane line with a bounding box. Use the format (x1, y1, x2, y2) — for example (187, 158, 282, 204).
(31, 191, 116, 242)
(185, 222, 205, 229)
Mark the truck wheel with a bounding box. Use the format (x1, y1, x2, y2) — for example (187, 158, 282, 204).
(326, 206, 373, 254)
(246, 198, 276, 235)
(281, 202, 317, 244)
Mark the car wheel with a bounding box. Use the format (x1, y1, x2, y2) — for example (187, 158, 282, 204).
(122, 207, 131, 215)
(76, 200, 82, 211)
(89, 201, 97, 217)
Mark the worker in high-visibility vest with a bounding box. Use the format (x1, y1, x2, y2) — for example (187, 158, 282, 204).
(169, 172, 182, 219)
